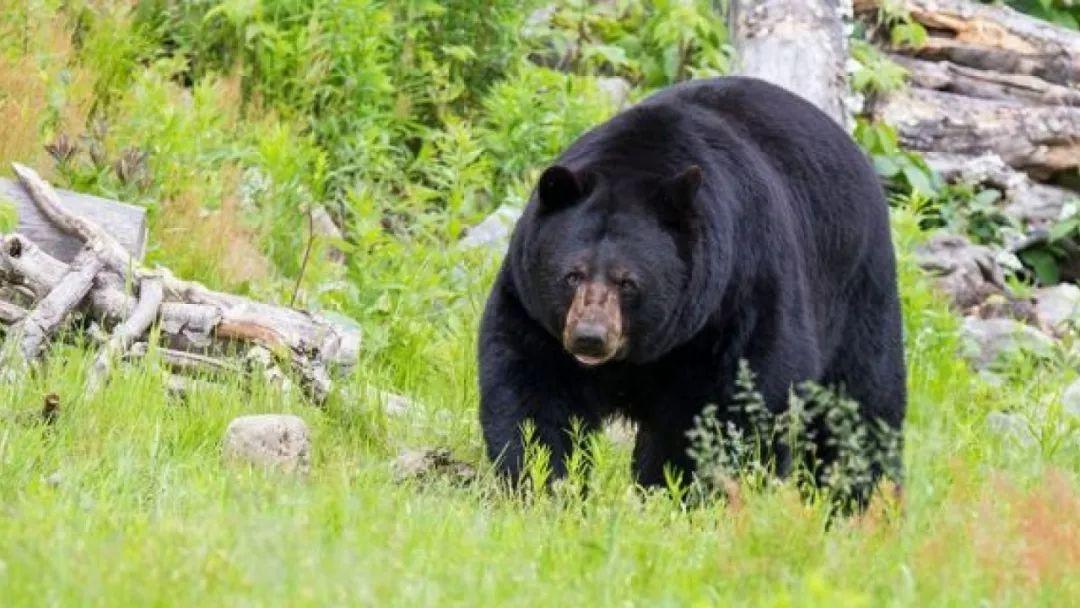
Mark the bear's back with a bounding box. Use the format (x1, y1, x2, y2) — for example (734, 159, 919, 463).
(642, 77, 891, 272)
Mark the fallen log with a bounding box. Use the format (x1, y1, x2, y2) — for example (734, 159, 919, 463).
(86, 277, 163, 393)
(0, 300, 25, 324)
(854, 0, 1080, 86)
(890, 54, 1080, 106)
(874, 86, 1080, 180)
(4, 247, 103, 365)
(0, 164, 361, 402)
(855, 0, 1080, 185)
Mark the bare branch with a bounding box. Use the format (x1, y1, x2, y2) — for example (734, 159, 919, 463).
(4, 247, 103, 365)
(87, 277, 164, 393)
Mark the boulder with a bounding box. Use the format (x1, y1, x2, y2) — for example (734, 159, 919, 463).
(914, 234, 1007, 311)
(1060, 379, 1080, 420)
(223, 414, 311, 474)
(960, 317, 1054, 370)
(1034, 283, 1080, 335)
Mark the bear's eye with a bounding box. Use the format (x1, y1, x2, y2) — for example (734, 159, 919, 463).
(564, 271, 585, 288)
(617, 278, 639, 294)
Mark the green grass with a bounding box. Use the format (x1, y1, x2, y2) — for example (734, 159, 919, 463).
(2, 1, 1080, 605)
(2, 211, 1079, 606)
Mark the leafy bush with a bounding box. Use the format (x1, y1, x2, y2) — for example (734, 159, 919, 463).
(989, 0, 1080, 29)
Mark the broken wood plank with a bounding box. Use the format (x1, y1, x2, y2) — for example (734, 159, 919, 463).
(0, 176, 147, 264)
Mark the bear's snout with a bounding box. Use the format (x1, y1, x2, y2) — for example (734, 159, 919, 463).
(569, 322, 608, 356)
(562, 281, 624, 366)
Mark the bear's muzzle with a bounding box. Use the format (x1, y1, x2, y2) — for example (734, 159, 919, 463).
(562, 281, 624, 366)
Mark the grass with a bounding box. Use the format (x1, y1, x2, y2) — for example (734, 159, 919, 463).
(2, 210, 1078, 606)
(1, 1, 1079, 606)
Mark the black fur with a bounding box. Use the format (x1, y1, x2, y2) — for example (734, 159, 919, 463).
(477, 76, 906, 501)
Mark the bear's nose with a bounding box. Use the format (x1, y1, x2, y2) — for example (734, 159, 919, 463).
(571, 323, 608, 355)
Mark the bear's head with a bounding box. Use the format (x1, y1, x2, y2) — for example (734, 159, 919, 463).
(512, 162, 715, 367)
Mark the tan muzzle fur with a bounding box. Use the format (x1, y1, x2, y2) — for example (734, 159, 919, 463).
(562, 281, 625, 366)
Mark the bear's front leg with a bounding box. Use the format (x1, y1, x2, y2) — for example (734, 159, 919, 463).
(630, 422, 696, 489)
(479, 348, 594, 485)
(478, 288, 598, 486)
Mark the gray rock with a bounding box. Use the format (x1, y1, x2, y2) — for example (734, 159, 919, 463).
(458, 205, 522, 252)
(597, 76, 632, 110)
(310, 205, 345, 264)
(923, 152, 1071, 232)
(960, 317, 1054, 370)
(360, 384, 416, 416)
(392, 447, 476, 485)
(44, 472, 61, 488)
(986, 411, 1036, 446)
(1035, 283, 1080, 334)
(380, 392, 412, 416)
(1061, 379, 1080, 420)
(223, 414, 311, 474)
(914, 234, 1006, 310)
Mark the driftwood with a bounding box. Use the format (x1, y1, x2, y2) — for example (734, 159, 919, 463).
(729, 0, 854, 128)
(0, 300, 25, 324)
(0, 177, 147, 264)
(5, 247, 103, 364)
(86, 277, 162, 393)
(0, 163, 361, 402)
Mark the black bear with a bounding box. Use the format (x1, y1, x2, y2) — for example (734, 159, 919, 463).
(477, 76, 906, 504)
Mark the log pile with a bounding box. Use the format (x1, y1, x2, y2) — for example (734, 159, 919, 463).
(0, 163, 361, 402)
(854, 0, 1080, 237)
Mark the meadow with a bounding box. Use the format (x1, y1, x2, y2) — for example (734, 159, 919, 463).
(1, 1, 1078, 605)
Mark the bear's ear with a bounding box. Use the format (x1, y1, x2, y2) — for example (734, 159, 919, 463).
(658, 165, 703, 226)
(669, 165, 703, 204)
(536, 165, 583, 210)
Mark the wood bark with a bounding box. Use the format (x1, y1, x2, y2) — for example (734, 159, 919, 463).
(874, 86, 1080, 179)
(891, 54, 1080, 106)
(728, 0, 854, 128)
(854, 0, 1080, 86)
